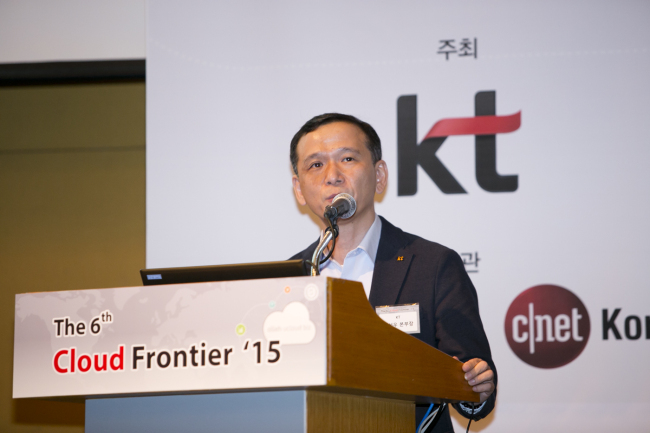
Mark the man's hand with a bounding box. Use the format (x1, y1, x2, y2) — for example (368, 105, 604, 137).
(453, 357, 495, 403)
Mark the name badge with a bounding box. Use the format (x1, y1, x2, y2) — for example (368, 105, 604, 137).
(375, 303, 420, 334)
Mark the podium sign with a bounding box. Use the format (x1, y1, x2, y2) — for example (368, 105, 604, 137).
(13, 276, 327, 398)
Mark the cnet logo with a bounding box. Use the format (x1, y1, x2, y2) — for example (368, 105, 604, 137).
(505, 285, 590, 368)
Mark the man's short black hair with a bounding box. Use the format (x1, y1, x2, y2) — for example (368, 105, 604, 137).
(290, 113, 382, 175)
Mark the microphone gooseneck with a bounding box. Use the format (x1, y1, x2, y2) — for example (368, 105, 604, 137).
(310, 193, 357, 276)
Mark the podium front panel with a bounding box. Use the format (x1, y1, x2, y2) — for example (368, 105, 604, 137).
(86, 391, 307, 433)
(14, 276, 327, 398)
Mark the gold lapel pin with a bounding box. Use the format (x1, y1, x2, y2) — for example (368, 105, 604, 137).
(397, 256, 404, 261)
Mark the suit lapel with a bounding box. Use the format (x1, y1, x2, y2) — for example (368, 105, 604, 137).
(368, 217, 413, 307)
(296, 218, 412, 307)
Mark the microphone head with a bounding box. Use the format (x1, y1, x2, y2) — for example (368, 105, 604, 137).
(332, 193, 357, 219)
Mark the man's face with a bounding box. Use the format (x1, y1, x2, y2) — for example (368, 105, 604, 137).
(292, 121, 387, 226)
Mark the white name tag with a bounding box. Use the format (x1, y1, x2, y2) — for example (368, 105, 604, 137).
(375, 303, 420, 334)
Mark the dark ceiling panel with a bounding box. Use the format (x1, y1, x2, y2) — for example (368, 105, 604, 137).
(0, 60, 145, 86)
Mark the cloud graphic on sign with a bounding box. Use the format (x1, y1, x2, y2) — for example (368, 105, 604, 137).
(263, 302, 316, 345)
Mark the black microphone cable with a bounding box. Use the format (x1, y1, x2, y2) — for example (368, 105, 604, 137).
(465, 403, 477, 433)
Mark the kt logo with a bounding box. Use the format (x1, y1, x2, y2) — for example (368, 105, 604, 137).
(397, 91, 521, 195)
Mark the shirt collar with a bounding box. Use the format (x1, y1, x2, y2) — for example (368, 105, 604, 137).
(358, 214, 382, 263)
(319, 214, 382, 264)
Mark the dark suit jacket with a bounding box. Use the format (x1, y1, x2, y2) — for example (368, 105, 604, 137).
(290, 216, 497, 433)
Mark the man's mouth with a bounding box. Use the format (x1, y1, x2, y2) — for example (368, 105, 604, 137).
(325, 192, 353, 203)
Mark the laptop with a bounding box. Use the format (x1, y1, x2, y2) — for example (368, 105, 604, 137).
(140, 260, 310, 286)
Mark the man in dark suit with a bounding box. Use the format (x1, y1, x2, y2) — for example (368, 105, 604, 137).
(289, 113, 496, 433)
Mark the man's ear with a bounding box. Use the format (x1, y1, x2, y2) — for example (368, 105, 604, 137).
(292, 175, 307, 205)
(375, 160, 388, 194)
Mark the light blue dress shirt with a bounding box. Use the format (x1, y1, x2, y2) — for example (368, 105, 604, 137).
(319, 214, 382, 298)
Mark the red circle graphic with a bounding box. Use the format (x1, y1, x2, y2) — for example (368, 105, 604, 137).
(504, 285, 590, 369)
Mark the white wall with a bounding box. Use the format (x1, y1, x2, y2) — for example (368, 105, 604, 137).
(0, 0, 145, 63)
(146, 1, 650, 431)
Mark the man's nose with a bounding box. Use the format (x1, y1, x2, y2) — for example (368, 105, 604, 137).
(324, 163, 343, 185)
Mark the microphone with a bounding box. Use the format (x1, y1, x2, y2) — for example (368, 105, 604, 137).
(324, 193, 357, 222)
(312, 193, 356, 275)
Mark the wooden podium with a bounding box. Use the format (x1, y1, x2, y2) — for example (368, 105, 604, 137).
(13, 277, 478, 433)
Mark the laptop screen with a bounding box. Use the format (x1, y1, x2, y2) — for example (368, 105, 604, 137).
(140, 260, 311, 286)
